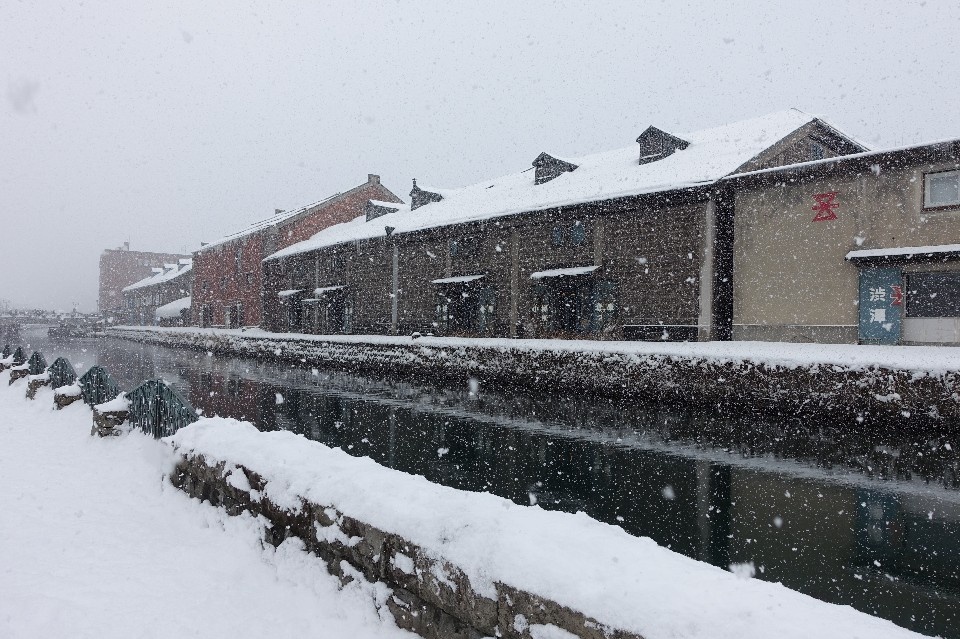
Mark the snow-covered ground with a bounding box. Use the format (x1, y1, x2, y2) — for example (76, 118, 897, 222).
(112, 325, 960, 373)
(0, 372, 411, 639)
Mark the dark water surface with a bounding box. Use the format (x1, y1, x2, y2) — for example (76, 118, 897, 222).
(21, 327, 960, 637)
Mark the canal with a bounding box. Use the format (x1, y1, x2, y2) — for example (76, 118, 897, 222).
(20, 326, 960, 637)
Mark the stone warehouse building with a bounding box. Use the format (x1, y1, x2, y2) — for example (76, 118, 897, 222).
(192, 175, 400, 328)
(730, 137, 960, 345)
(262, 110, 865, 340)
(120, 259, 193, 326)
(98, 243, 191, 320)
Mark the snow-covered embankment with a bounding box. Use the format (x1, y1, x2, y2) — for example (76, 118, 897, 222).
(169, 417, 925, 639)
(111, 326, 960, 423)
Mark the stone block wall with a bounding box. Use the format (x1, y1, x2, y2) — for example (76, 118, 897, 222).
(171, 452, 644, 639)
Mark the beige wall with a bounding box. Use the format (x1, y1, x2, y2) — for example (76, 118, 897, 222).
(734, 157, 960, 343)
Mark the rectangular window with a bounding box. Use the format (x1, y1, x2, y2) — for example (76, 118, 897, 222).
(808, 141, 825, 161)
(924, 170, 960, 208)
(571, 221, 586, 246)
(551, 226, 565, 247)
(907, 271, 960, 317)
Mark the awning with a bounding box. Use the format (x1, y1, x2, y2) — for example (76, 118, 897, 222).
(432, 274, 485, 285)
(314, 285, 345, 296)
(278, 289, 303, 298)
(846, 243, 960, 265)
(530, 265, 599, 280)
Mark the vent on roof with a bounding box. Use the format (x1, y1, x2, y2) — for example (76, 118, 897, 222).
(410, 179, 443, 210)
(366, 199, 401, 222)
(636, 126, 690, 165)
(532, 152, 579, 185)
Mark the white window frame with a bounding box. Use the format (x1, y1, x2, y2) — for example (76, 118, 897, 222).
(924, 169, 960, 209)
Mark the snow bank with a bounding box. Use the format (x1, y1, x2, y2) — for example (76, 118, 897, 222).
(0, 366, 408, 639)
(169, 418, 922, 639)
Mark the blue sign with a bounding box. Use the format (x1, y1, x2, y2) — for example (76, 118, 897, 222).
(858, 268, 903, 344)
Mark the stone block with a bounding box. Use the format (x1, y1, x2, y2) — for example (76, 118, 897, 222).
(8, 367, 29, 384)
(26, 377, 50, 399)
(91, 408, 128, 437)
(54, 391, 82, 409)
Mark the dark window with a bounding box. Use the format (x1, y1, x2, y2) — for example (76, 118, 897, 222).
(449, 239, 459, 256)
(571, 221, 586, 246)
(809, 141, 825, 161)
(551, 226, 565, 247)
(220, 276, 227, 290)
(907, 272, 960, 317)
(245, 272, 253, 285)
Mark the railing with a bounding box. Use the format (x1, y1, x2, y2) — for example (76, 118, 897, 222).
(126, 379, 198, 438)
(2, 344, 9, 358)
(48, 357, 77, 389)
(78, 365, 120, 406)
(27, 351, 47, 375)
(11, 347, 25, 366)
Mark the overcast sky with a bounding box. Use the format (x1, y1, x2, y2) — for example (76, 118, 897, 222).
(2, 0, 959, 311)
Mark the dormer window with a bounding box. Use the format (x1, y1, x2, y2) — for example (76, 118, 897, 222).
(533, 153, 578, 185)
(636, 126, 689, 165)
(366, 199, 402, 221)
(410, 179, 444, 210)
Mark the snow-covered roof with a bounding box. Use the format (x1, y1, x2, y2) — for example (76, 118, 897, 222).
(530, 265, 600, 280)
(277, 289, 303, 298)
(267, 110, 824, 261)
(155, 296, 192, 319)
(846, 243, 960, 261)
(123, 260, 193, 293)
(432, 274, 485, 284)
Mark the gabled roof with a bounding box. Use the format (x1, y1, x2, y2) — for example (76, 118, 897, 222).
(123, 260, 193, 292)
(266, 110, 853, 261)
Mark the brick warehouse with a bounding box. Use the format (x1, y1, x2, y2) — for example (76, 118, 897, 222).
(262, 110, 864, 340)
(192, 174, 400, 328)
(98, 243, 191, 320)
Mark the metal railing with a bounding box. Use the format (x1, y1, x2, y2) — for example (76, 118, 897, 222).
(78, 365, 120, 406)
(27, 352, 47, 375)
(2, 344, 9, 358)
(11, 347, 25, 366)
(126, 379, 198, 438)
(48, 357, 77, 389)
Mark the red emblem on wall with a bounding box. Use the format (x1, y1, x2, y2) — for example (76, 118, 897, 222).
(891, 285, 903, 306)
(811, 192, 839, 222)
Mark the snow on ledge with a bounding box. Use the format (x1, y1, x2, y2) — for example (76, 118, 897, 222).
(846, 243, 960, 261)
(169, 418, 923, 639)
(530, 265, 599, 279)
(94, 392, 129, 413)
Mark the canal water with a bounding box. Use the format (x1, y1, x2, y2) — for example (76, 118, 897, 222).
(19, 327, 960, 637)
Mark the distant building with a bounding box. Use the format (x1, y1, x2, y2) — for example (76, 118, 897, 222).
(192, 174, 400, 328)
(261, 110, 864, 340)
(119, 259, 193, 325)
(730, 137, 960, 344)
(98, 243, 191, 320)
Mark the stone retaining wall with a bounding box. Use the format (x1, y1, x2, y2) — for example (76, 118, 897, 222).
(172, 452, 641, 639)
(108, 328, 960, 426)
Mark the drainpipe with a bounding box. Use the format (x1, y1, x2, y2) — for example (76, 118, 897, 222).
(698, 198, 717, 341)
(391, 245, 399, 334)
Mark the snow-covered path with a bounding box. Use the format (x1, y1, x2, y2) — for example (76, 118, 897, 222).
(0, 374, 410, 639)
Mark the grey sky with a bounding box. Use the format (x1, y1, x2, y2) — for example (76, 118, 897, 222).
(2, 1, 958, 311)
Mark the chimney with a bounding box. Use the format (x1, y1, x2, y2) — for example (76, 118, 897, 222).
(123, 241, 130, 251)
(368, 174, 380, 185)
(275, 209, 284, 216)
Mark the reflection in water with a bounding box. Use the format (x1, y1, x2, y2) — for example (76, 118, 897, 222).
(25, 328, 960, 637)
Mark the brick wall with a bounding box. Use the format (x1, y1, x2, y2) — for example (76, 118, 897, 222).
(98, 248, 190, 316)
(195, 176, 400, 328)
